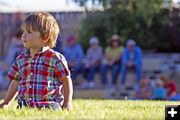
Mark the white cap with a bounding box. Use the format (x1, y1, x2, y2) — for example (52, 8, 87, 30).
(126, 39, 136, 46)
(89, 36, 99, 45)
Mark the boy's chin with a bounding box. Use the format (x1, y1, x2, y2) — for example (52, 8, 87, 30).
(23, 45, 30, 49)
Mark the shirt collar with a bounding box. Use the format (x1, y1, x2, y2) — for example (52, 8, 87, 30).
(23, 46, 50, 57)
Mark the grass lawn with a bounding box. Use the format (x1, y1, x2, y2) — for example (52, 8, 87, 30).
(0, 99, 179, 120)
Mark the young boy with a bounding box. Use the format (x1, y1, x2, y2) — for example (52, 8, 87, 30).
(0, 12, 73, 110)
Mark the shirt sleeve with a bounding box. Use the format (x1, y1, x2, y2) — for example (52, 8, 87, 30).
(55, 54, 71, 78)
(75, 44, 84, 64)
(135, 47, 143, 65)
(7, 59, 21, 81)
(170, 82, 177, 93)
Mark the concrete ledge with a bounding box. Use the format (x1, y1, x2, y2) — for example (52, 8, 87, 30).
(74, 89, 110, 99)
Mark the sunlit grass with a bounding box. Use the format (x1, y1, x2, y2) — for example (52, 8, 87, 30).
(0, 99, 179, 120)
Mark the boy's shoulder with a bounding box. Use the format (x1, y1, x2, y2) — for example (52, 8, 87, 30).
(48, 49, 66, 61)
(15, 48, 29, 60)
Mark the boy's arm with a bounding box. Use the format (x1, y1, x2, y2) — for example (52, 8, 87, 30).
(61, 76, 73, 110)
(0, 80, 19, 108)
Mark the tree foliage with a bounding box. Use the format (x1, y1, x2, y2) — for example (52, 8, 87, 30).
(72, 0, 110, 7)
(73, 0, 180, 52)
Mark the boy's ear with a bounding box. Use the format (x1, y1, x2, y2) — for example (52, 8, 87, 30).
(42, 35, 49, 43)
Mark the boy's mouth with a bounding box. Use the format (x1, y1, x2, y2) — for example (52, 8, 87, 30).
(22, 40, 27, 43)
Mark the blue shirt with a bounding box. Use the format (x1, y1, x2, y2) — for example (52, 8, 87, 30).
(122, 46, 142, 65)
(63, 43, 84, 66)
(152, 87, 166, 99)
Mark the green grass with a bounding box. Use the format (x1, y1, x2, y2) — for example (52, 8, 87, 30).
(0, 99, 179, 120)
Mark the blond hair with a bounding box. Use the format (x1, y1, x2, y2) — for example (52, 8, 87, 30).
(21, 12, 59, 48)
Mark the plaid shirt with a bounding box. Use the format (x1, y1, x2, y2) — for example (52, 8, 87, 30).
(8, 48, 70, 104)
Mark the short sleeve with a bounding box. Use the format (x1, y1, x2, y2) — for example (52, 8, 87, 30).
(55, 54, 71, 78)
(8, 60, 21, 81)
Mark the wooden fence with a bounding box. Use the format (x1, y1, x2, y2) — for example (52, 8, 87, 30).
(0, 11, 84, 56)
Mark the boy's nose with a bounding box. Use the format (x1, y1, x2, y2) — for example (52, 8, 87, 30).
(22, 33, 26, 39)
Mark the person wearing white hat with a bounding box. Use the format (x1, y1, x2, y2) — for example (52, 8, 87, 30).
(89, 36, 99, 45)
(81, 36, 103, 88)
(121, 39, 143, 85)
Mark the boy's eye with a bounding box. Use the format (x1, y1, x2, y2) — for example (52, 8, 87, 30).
(27, 31, 32, 33)
(22, 29, 32, 34)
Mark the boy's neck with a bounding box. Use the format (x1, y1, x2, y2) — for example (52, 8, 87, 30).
(30, 46, 50, 56)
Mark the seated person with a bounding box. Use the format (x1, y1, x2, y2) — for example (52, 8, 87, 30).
(63, 35, 84, 81)
(81, 36, 103, 88)
(0, 30, 23, 89)
(132, 76, 151, 100)
(0, 30, 23, 71)
(100, 34, 123, 87)
(121, 39, 142, 85)
(151, 80, 166, 100)
(159, 74, 177, 100)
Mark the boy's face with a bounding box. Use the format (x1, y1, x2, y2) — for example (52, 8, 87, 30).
(21, 28, 44, 49)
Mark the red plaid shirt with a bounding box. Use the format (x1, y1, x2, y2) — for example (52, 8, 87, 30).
(8, 48, 70, 104)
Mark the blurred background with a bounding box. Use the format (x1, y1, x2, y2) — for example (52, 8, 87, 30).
(0, 0, 180, 101)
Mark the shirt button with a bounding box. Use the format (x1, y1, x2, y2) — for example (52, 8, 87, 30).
(31, 73, 33, 75)
(29, 86, 32, 88)
(32, 60, 35, 63)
